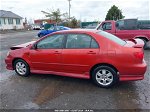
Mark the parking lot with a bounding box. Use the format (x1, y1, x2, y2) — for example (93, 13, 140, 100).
(0, 30, 150, 110)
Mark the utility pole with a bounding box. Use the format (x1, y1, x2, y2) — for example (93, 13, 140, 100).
(68, 0, 71, 21)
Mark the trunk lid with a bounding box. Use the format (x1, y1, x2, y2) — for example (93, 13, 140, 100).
(124, 39, 144, 48)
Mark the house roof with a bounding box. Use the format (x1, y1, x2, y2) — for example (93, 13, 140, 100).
(0, 10, 23, 19)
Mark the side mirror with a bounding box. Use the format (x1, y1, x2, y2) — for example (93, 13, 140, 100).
(32, 43, 37, 49)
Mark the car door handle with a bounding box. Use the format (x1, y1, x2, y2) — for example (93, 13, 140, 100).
(54, 51, 61, 54)
(87, 51, 96, 54)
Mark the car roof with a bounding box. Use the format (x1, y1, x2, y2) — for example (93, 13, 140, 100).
(55, 29, 100, 34)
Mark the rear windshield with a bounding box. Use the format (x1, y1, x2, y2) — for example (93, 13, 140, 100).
(98, 31, 126, 46)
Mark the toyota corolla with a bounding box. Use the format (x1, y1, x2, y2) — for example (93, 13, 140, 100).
(5, 29, 147, 88)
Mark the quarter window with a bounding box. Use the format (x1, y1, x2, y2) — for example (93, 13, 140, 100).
(37, 34, 64, 49)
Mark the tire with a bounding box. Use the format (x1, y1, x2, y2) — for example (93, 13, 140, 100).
(14, 59, 30, 77)
(39, 34, 44, 38)
(140, 38, 149, 50)
(91, 66, 119, 88)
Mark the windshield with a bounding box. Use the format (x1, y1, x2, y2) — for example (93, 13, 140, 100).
(98, 31, 126, 46)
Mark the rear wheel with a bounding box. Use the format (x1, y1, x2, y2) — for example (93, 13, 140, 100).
(14, 59, 30, 77)
(39, 33, 44, 38)
(91, 66, 119, 88)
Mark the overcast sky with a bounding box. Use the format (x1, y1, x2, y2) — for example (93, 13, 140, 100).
(0, 0, 150, 22)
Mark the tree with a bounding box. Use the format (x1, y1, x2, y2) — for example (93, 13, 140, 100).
(41, 9, 66, 25)
(105, 5, 125, 20)
(70, 17, 78, 28)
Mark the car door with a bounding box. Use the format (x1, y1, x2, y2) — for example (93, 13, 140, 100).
(29, 34, 64, 72)
(100, 22, 115, 34)
(62, 33, 99, 74)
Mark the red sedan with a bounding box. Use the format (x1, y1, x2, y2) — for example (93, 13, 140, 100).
(5, 29, 147, 88)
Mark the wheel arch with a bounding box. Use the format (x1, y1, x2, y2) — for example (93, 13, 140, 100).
(90, 63, 119, 78)
(12, 58, 30, 69)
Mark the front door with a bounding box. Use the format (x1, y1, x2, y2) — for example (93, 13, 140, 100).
(29, 34, 64, 72)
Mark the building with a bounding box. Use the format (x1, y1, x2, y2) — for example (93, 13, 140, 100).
(0, 10, 24, 30)
(34, 19, 56, 26)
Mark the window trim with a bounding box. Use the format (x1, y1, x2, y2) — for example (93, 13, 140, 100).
(64, 33, 99, 49)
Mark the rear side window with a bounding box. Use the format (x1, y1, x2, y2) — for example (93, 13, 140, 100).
(98, 31, 126, 46)
(66, 34, 99, 49)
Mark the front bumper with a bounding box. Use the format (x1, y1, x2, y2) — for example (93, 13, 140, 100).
(5, 57, 13, 70)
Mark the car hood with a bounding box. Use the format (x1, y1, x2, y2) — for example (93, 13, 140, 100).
(10, 41, 36, 50)
(124, 39, 144, 48)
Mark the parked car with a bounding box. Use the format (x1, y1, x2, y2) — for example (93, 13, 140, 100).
(5, 29, 147, 88)
(37, 26, 71, 37)
(85, 23, 98, 29)
(32, 25, 41, 30)
(96, 19, 150, 49)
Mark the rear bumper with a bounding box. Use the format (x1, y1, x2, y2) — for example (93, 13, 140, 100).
(5, 57, 13, 70)
(119, 60, 147, 81)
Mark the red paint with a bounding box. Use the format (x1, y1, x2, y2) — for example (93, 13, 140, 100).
(5, 29, 147, 81)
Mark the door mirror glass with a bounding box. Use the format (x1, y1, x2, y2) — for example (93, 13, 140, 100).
(32, 43, 37, 49)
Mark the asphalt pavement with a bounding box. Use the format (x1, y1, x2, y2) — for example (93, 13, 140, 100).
(0, 31, 150, 110)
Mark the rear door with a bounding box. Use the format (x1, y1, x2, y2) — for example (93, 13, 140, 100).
(61, 33, 99, 74)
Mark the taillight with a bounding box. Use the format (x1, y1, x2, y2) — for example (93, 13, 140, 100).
(134, 52, 144, 59)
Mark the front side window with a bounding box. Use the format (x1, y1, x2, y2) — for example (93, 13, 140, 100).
(66, 34, 99, 49)
(37, 34, 64, 49)
(98, 22, 112, 30)
(102, 22, 112, 30)
(48, 26, 54, 30)
(8, 18, 13, 24)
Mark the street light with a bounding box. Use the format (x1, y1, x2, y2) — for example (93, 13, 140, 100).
(68, 0, 71, 21)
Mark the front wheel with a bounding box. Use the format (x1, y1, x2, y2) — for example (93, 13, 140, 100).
(91, 66, 119, 88)
(14, 59, 30, 77)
